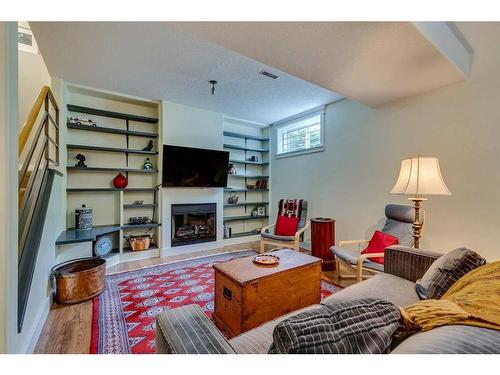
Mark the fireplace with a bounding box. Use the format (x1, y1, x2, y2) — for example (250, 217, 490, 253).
(171, 203, 216, 247)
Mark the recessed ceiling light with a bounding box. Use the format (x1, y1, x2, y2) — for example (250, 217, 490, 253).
(259, 70, 280, 80)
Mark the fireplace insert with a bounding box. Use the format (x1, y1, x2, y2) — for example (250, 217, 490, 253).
(171, 203, 216, 246)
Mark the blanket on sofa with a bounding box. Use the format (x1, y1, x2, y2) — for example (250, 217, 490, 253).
(400, 261, 500, 332)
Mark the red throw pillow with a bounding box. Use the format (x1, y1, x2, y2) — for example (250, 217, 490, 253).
(360, 230, 399, 264)
(275, 215, 300, 236)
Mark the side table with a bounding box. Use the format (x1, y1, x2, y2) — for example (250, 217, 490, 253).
(311, 217, 336, 271)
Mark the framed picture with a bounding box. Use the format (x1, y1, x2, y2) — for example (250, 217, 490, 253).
(18, 25, 38, 54)
(257, 206, 266, 216)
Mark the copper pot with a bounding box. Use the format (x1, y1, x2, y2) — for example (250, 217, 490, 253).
(52, 258, 106, 305)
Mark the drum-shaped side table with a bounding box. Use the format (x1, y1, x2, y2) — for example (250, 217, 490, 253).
(311, 218, 336, 271)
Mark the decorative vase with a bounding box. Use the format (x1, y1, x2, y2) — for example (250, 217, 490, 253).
(113, 173, 128, 189)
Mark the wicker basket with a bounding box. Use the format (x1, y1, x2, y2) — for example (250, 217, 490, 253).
(127, 235, 151, 251)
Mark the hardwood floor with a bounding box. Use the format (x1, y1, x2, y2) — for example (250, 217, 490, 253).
(34, 242, 356, 354)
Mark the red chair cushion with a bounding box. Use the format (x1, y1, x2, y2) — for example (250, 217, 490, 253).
(275, 215, 300, 236)
(361, 230, 399, 264)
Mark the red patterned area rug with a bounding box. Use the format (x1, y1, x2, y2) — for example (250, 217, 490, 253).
(90, 249, 342, 354)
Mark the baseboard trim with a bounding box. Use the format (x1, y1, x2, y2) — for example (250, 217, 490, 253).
(24, 294, 51, 353)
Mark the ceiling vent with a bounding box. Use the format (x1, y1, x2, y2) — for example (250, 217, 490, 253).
(259, 70, 280, 80)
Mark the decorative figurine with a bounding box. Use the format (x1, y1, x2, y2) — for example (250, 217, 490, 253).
(68, 116, 97, 127)
(228, 163, 237, 175)
(113, 173, 128, 189)
(142, 140, 154, 151)
(143, 157, 154, 170)
(227, 192, 239, 204)
(75, 153, 87, 168)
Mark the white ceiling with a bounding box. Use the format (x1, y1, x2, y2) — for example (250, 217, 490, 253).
(168, 22, 469, 107)
(30, 22, 471, 124)
(30, 22, 342, 124)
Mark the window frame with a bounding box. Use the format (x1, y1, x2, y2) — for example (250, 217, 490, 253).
(274, 109, 325, 159)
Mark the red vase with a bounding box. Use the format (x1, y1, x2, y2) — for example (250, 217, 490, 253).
(113, 173, 128, 189)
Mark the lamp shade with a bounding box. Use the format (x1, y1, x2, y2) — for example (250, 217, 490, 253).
(390, 156, 451, 196)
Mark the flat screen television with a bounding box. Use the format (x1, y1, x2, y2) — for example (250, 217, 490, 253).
(162, 145, 230, 187)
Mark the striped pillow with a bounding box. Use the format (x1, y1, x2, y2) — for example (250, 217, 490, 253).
(269, 298, 401, 354)
(416, 247, 486, 300)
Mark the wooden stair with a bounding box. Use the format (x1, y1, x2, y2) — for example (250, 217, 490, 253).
(19, 170, 31, 206)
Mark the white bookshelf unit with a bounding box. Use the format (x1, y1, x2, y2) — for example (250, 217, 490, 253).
(223, 118, 270, 240)
(56, 85, 162, 265)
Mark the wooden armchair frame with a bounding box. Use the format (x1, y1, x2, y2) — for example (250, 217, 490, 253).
(259, 221, 310, 253)
(335, 239, 384, 282)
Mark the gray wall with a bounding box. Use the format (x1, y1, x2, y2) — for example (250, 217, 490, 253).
(270, 30, 500, 261)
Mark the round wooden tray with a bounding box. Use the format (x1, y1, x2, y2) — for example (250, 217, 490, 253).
(253, 254, 280, 265)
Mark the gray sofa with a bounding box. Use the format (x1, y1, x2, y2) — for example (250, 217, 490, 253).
(155, 246, 500, 354)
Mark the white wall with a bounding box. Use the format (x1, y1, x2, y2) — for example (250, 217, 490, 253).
(161, 101, 224, 254)
(271, 28, 500, 261)
(18, 50, 50, 126)
(0, 22, 18, 354)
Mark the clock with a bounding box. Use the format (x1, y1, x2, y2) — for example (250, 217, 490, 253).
(94, 236, 112, 257)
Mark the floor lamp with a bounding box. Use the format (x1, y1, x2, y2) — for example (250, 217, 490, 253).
(390, 156, 451, 248)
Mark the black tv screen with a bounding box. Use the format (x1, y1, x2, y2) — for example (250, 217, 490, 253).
(162, 145, 229, 187)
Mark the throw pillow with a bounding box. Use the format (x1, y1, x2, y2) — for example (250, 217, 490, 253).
(361, 230, 399, 264)
(268, 298, 401, 354)
(275, 215, 299, 236)
(415, 247, 486, 300)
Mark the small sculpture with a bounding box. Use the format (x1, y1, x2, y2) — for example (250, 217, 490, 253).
(75, 153, 87, 168)
(143, 157, 154, 170)
(228, 163, 237, 175)
(142, 140, 154, 151)
(227, 192, 239, 204)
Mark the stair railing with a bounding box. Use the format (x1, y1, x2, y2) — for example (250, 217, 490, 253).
(18, 85, 59, 258)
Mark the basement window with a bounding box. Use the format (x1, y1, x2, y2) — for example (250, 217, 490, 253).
(275, 111, 324, 158)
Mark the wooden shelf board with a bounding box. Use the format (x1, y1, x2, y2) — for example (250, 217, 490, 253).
(223, 215, 269, 223)
(122, 222, 161, 229)
(123, 203, 158, 209)
(67, 187, 158, 192)
(67, 166, 158, 173)
(224, 144, 268, 152)
(224, 231, 261, 239)
(67, 104, 158, 124)
(67, 144, 158, 155)
(122, 246, 159, 253)
(67, 123, 158, 138)
(223, 131, 269, 142)
(228, 175, 269, 179)
(229, 159, 269, 165)
(224, 202, 269, 207)
(224, 188, 269, 192)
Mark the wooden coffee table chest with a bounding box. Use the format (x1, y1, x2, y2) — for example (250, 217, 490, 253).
(212, 249, 321, 338)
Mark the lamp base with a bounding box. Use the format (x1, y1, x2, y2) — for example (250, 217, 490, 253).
(408, 197, 426, 249)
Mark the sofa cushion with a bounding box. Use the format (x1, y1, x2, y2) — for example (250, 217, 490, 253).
(416, 247, 486, 299)
(155, 304, 235, 354)
(261, 231, 295, 241)
(391, 325, 500, 354)
(228, 304, 322, 354)
(269, 298, 401, 354)
(323, 273, 420, 307)
(332, 246, 384, 272)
